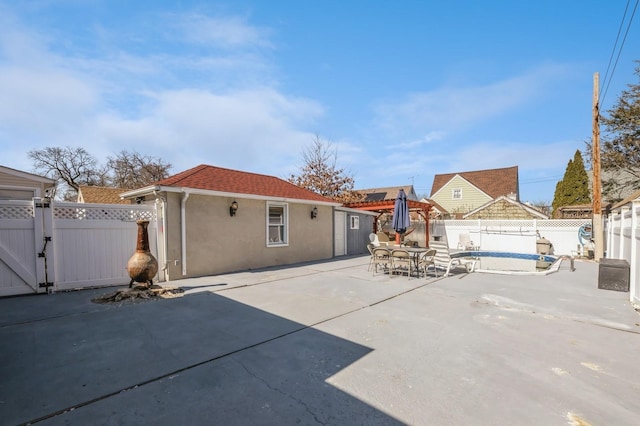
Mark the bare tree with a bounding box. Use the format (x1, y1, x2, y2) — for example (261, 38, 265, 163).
(529, 201, 552, 217)
(585, 62, 640, 202)
(28, 146, 109, 200)
(288, 136, 364, 203)
(107, 150, 172, 189)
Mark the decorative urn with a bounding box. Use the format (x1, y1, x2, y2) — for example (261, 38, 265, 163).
(127, 220, 158, 287)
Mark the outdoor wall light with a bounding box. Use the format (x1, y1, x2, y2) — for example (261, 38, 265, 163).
(311, 206, 318, 219)
(230, 200, 239, 217)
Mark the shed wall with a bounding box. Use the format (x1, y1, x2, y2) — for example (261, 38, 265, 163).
(346, 212, 373, 255)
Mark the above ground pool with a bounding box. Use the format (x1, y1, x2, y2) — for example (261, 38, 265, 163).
(451, 251, 561, 275)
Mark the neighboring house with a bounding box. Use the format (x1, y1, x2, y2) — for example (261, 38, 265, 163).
(0, 165, 56, 200)
(357, 185, 420, 202)
(463, 195, 549, 220)
(77, 185, 132, 204)
(120, 164, 341, 281)
(590, 169, 640, 204)
(420, 197, 450, 219)
(354, 185, 426, 237)
(430, 166, 519, 217)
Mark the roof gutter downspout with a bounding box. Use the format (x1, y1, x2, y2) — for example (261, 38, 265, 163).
(153, 190, 169, 282)
(181, 191, 190, 276)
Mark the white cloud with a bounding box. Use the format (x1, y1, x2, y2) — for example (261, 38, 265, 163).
(0, 66, 98, 137)
(389, 131, 447, 149)
(0, 5, 324, 179)
(89, 88, 324, 176)
(373, 64, 570, 139)
(171, 13, 272, 49)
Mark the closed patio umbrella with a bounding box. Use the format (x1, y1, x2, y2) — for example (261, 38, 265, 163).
(392, 189, 410, 244)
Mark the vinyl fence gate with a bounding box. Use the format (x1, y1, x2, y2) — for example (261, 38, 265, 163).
(0, 198, 156, 297)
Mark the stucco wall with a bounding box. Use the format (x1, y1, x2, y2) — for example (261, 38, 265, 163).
(163, 192, 333, 279)
(161, 192, 182, 280)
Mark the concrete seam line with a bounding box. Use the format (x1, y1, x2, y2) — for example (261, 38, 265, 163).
(24, 275, 442, 424)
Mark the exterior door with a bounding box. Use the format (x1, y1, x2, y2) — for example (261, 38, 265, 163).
(334, 211, 347, 256)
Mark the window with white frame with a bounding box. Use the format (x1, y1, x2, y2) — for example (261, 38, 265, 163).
(452, 188, 462, 200)
(350, 215, 359, 229)
(267, 202, 288, 245)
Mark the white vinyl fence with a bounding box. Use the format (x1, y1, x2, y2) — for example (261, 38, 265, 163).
(433, 219, 593, 256)
(606, 200, 639, 304)
(0, 198, 156, 296)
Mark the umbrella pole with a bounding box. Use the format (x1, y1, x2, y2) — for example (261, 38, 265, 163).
(395, 232, 401, 245)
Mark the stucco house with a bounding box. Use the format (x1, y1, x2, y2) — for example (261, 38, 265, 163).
(429, 166, 519, 218)
(0, 165, 55, 200)
(120, 164, 341, 281)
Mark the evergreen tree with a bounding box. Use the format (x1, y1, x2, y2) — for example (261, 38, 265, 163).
(552, 150, 591, 217)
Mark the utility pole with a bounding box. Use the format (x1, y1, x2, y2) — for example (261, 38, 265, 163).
(592, 72, 604, 261)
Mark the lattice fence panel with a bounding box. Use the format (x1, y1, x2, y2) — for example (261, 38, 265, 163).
(537, 219, 591, 228)
(0, 202, 34, 219)
(53, 203, 156, 222)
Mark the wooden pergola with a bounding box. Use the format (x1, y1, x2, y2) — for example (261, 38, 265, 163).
(343, 199, 433, 244)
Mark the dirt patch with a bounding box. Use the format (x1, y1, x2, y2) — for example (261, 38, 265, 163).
(92, 284, 184, 305)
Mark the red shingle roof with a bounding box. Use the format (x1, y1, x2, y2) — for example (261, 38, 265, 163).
(430, 166, 519, 199)
(154, 164, 335, 203)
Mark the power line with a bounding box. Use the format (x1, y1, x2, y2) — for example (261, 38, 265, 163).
(520, 175, 563, 184)
(601, 0, 639, 105)
(601, 0, 631, 96)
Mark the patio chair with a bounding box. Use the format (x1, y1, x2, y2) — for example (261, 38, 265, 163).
(457, 233, 477, 250)
(376, 232, 393, 246)
(371, 247, 391, 275)
(390, 248, 414, 277)
(366, 243, 375, 271)
(429, 240, 476, 276)
(417, 249, 438, 278)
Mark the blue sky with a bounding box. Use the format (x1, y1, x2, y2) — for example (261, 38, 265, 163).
(1, 1, 639, 203)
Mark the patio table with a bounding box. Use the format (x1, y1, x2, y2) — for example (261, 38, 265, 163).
(388, 246, 428, 277)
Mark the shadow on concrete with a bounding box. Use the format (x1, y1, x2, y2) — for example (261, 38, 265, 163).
(0, 290, 402, 425)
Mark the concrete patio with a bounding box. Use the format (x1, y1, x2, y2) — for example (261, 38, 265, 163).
(1, 256, 639, 425)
